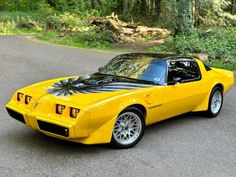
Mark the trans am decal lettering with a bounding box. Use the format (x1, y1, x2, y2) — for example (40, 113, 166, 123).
(48, 76, 152, 96)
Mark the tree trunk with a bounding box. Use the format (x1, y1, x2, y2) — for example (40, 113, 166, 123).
(140, 0, 147, 15)
(176, 0, 193, 35)
(231, 0, 236, 14)
(155, 0, 162, 17)
(123, 0, 128, 16)
(150, 0, 155, 15)
(91, 0, 96, 8)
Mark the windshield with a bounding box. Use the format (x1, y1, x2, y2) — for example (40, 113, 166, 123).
(98, 54, 167, 85)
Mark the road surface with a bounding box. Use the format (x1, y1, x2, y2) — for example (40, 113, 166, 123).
(0, 35, 235, 177)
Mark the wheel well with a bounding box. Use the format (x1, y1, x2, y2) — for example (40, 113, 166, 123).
(125, 104, 147, 119)
(214, 83, 224, 92)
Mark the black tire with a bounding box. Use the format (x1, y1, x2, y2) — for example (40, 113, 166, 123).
(110, 107, 145, 149)
(205, 86, 223, 118)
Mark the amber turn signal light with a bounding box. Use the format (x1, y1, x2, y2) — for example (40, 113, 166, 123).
(25, 95, 32, 104)
(56, 104, 66, 114)
(17, 92, 24, 101)
(70, 108, 80, 118)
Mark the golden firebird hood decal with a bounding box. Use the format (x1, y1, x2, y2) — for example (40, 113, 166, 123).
(48, 76, 153, 96)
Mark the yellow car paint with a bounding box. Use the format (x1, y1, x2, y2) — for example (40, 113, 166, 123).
(5, 58, 234, 144)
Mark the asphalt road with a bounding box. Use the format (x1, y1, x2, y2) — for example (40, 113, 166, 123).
(0, 35, 235, 177)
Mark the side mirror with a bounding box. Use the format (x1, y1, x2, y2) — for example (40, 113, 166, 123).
(168, 76, 181, 85)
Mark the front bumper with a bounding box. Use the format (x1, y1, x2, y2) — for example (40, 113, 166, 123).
(5, 102, 116, 145)
(6, 108, 25, 124)
(6, 103, 76, 139)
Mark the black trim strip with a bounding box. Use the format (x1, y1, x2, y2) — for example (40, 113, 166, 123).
(6, 108, 25, 124)
(37, 120, 69, 137)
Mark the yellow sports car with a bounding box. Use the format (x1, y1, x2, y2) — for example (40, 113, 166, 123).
(6, 53, 234, 148)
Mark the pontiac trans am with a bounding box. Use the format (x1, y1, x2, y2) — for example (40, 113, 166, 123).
(5, 53, 234, 148)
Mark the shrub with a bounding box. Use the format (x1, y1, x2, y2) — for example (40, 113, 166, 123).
(0, 11, 42, 33)
(147, 27, 236, 66)
(73, 25, 117, 48)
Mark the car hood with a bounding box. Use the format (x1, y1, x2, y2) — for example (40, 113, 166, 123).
(19, 74, 154, 106)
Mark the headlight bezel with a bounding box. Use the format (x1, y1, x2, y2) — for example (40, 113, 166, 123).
(17, 92, 24, 101)
(25, 95, 32, 104)
(70, 107, 80, 118)
(56, 104, 66, 115)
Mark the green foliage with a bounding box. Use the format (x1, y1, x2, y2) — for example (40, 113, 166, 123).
(0, 0, 45, 11)
(96, 0, 118, 16)
(195, 0, 236, 27)
(35, 12, 117, 49)
(45, 13, 62, 29)
(37, 2, 55, 16)
(0, 11, 42, 33)
(0, 11, 38, 22)
(77, 25, 116, 48)
(176, 0, 193, 34)
(1, 0, 236, 70)
(147, 27, 236, 70)
(1, 0, 236, 28)
(158, 1, 177, 29)
(36, 26, 116, 49)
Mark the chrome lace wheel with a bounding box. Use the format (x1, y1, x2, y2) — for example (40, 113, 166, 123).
(112, 112, 142, 145)
(210, 90, 223, 114)
(206, 86, 224, 118)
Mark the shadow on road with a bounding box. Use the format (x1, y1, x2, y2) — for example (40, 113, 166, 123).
(4, 112, 209, 154)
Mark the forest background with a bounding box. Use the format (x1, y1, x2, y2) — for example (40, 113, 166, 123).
(0, 0, 235, 70)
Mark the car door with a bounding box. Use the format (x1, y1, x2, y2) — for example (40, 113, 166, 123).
(140, 59, 168, 125)
(158, 59, 205, 120)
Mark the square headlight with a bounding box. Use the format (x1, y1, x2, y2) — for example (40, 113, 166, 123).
(70, 107, 80, 118)
(17, 92, 24, 101)
(56, 104, 66, 114)
(25, 95, 32, 104)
